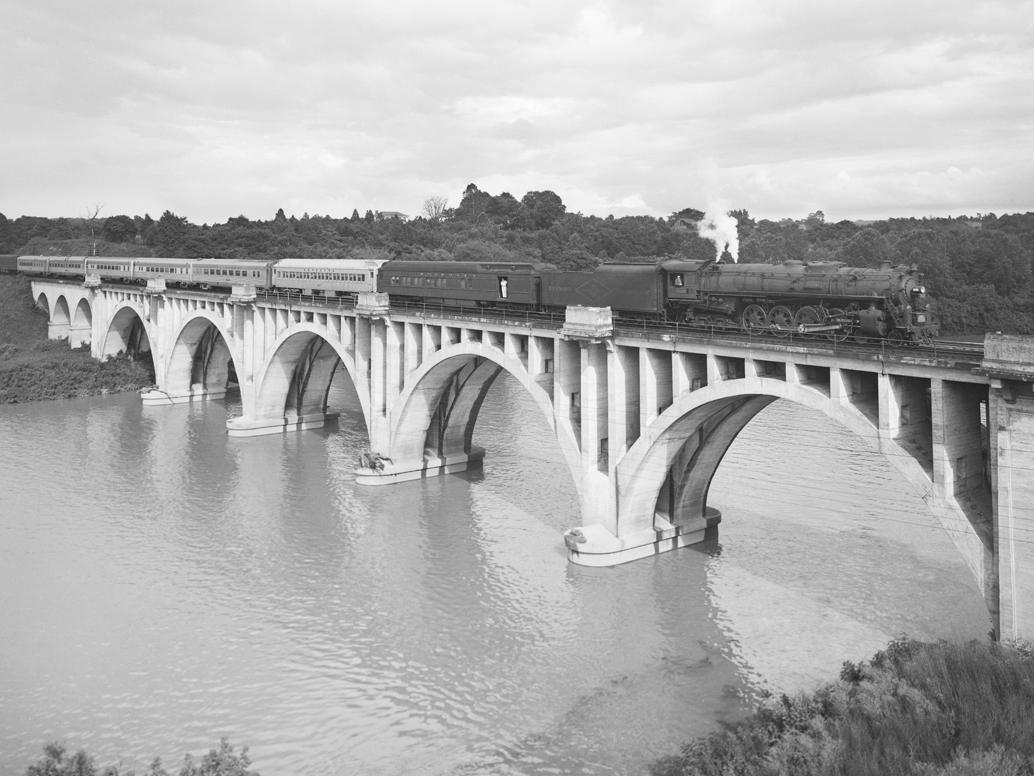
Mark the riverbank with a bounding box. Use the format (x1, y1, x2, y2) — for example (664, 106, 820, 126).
(651, 638, 1034, 776)
(0, 275, 154, 403)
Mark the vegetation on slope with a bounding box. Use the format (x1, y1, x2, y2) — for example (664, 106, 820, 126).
(651, 638, 1034, 776)
(0, 275, 154, 403)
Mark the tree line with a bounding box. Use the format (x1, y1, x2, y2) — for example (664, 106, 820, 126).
(2, 185, 1032, 335)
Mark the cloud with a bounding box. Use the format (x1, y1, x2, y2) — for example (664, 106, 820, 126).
(1, 0, 1031, 222)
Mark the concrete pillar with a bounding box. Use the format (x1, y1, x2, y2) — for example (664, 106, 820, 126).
(982, 335, 1034, 640)
(405, 322, 422, 375)
(556, 338, 581, 442)
(386, 320, 403, 408)
(356, 317, 372, 389)
(830, 367, 848, 402)
(706, 352, 721, 385)
(580, 343, 609, 474)
(369, 319, 389, 450)
(422, 324, 439, 362)
(878, 372, 901, 437)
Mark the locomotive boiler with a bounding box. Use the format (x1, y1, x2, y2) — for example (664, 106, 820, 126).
(661, 258, 936, 344)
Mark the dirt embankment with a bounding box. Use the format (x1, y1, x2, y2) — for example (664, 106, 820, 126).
(0, 275, 154, 403)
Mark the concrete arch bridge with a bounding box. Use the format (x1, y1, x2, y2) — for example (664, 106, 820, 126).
(30, 279, 1034, 640)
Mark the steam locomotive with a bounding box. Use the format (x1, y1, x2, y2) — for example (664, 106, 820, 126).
(16, 254, 937, 344)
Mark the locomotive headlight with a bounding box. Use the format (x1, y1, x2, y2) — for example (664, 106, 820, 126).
(920, 286, 926, 294)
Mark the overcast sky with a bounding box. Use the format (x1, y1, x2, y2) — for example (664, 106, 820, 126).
(2, 0, 1032, 224)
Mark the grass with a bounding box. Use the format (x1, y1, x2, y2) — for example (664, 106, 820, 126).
(0, 274, 154, 402)
(651, 638, 1034, 776)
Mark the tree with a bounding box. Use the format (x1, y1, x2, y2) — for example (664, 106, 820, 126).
(421, 196, 449, 222)
(670, 207, 705, 224)
(153, 210, 190, 257)
(838, 227, 891, 268)
(350, 209, 361, 221)
(274, 208, 287, 222)
(81, 203, 104, 255)
(102, 215, 136, 243)
(455, 183, 492, 223)
(490, 192, 523, 228)
(364, 210, 375, 223)
(521, 190, 566, 229)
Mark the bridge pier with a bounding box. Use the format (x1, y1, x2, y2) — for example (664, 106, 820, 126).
(355, 446, 486, 485)
(68, 324, 92, 349)
(142, 386, 228, 406)
(227, 411, 332, 436)
(982, 336, 1034, 640)
(47, 320, 70, 341)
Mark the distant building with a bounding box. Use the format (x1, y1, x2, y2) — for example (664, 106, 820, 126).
(375, 211, 410, 222)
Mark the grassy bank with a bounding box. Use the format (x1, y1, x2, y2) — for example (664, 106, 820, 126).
(651, 638, 1034, 776)
(0, 274, 154, 403)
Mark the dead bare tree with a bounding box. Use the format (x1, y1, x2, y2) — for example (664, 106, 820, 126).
(422, 196, 449, 223)
(82, 203, 105, 255)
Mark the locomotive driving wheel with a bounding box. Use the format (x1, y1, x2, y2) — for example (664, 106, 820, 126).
(887, 330, 905, 347)
(794, 306, 821, 338)
(741, 304, 767, 334)
(767, 305, 794, 337)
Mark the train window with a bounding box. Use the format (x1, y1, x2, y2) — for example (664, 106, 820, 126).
(671, 274, 684, 287)
(498, 277, 509, 298)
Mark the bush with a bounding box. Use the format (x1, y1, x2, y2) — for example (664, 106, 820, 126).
(651, 639, 1034, 776)
(25, 738, 258, 776)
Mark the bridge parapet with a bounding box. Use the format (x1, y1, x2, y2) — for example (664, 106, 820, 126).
(981, 334, 1034, 384)
(561, 305, 613, 341)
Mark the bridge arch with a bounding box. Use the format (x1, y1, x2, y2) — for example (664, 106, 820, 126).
(615, 376, 989, 592)
(388, 341, 582, 493)
(102, 303, 155, 359)
(165, 312, 239, 398)
(33, 289, 49, 314)
(72, 298, 92, 331)
(52, 296, 71, 331)
(253, 323, 370, 433)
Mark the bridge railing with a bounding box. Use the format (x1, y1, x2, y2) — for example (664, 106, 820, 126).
(613, 319, 984, 361)
(141, 284, 984, 361)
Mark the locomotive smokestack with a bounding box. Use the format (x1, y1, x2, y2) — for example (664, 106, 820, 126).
(696, 205, 739, 263)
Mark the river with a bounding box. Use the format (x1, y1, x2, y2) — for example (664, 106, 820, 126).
(0, 373, 989, 775)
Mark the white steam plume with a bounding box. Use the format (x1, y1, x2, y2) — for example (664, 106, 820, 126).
(696, 205, 739, 262)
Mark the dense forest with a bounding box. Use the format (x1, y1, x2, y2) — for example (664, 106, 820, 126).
(3, 184, 1033, 335)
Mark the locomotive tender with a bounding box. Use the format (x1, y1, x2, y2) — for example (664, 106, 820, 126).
(16, 254, 936, 345)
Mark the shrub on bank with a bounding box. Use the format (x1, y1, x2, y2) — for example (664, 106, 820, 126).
(25, 738, 258, 776)
(0, 353, 154, 403)
(0, 275, 155, 402)
(651, 639, 1034, 776)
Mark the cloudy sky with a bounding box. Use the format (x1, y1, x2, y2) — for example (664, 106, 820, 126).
(2, 0, 1032, 224)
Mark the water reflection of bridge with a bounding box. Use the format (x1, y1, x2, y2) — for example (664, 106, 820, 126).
(30, 278, 1034, 640)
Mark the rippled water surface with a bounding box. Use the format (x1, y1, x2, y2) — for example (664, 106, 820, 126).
(0, 375, 989, 774)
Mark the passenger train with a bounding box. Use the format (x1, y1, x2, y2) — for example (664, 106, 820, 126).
(10, 254, 937, 345)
